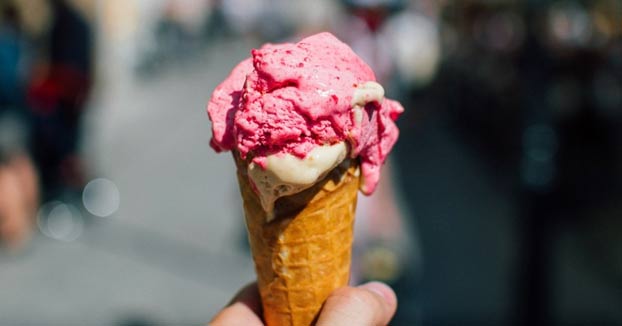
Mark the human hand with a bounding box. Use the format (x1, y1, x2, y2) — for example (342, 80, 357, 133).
(209, 281, 397, 326)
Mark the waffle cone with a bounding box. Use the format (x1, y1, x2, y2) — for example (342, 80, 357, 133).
(235, 156, 359, 326)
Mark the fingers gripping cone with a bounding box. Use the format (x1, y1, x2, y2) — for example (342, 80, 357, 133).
(236, 156, 359, 326)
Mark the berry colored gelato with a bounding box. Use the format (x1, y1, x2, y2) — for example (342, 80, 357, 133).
(208, 32, 402, 212)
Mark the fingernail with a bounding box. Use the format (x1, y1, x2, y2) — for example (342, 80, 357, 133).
(359, 281, 394, 303)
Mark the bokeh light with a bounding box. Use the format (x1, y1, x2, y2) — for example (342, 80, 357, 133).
(82, 178, 121, 217)
(36, 201, 84, 242)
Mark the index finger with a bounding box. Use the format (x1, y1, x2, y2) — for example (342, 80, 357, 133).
(209, 282, 264, 326)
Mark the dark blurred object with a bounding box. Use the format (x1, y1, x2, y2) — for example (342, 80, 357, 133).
(515, 1, 622, 322)
(0, 3, 23, 109)
(392, 0, 621, 325)
(26, 0, 93, 200)
(116, 314, 159, 326)
(342, 0, 406, 13)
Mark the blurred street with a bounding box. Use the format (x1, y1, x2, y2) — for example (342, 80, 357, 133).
(0, 39, 257, 325)
(1, 1, 620, 325)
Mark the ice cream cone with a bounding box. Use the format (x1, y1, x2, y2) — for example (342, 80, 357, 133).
(235, 155, 359, 326)
(207, 32, 402, 325)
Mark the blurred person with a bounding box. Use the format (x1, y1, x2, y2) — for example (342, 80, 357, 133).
(202, 0, 233, 42)
(155, 0, 209, 61)
(153, 1, 190, 63)
(220, 0, 294, 42)
(137, 0, 218, 76)
(337, 3, 445, 324)
(26, 0, 93, 200)
(209, 281, 397, 326)
(332, 0, 422, 289)
(0, 2, 39, 251)
(336, 0, 398, 82)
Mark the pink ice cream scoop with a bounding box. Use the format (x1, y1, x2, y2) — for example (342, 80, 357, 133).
(207, 32, 402, 195)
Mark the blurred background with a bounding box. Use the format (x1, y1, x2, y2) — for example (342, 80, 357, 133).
(0, 0, 620, 325)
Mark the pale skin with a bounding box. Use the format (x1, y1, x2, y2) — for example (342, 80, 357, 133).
(0, 154, 38, 251)
(210, 281, 397, 326)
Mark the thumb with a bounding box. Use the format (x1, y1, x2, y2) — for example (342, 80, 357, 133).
(316, 282, 397, 326)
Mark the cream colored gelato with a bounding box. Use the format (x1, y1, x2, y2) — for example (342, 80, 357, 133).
(248, 142, 347, 220)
